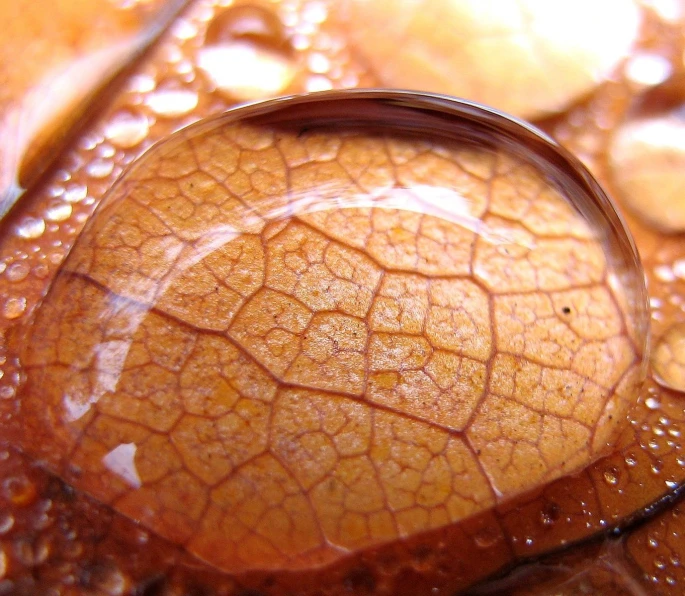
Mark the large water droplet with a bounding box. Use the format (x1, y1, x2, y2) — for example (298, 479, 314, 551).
(197, 4, 296, 101)
(14, 91, 649, 575)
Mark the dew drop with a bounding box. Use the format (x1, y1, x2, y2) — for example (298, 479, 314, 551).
(652, 323, 685, 392)
(648, 535, 660, 549)
(197, 4, 296, 101)
(44, 200, 73, 222)
(86, 159, 115, 179)
(104, 111, 150, 149)
(603, 466, 620, 486)
(15, 216, 45, 239)
(625, 453, 638, 467)
(609, 76, 685, 232)
(2, 475, 37, 507)
(473, 526, 501, 549)
(63, 183, 88, 204)
(625, 52, 673, 87)
(14, 91, 651, 575)
(0, 513, 14, 535)
(146, 88, 198, 118)
(3, 297, 26, 320)
(645, 396, 661, 409)
(5, 262, 29, 283)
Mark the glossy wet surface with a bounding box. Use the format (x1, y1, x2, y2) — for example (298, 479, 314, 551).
(0, 1, 684, 594)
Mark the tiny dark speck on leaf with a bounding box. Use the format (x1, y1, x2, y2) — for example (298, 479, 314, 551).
(562, 306, 572, 315)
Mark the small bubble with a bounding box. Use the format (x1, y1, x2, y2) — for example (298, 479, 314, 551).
(104, 111, 150, 149)
(3, 297, 26, 320)
(146, 88, 198, 118)
(5, 262, 29, 283)
(15, 217, 45, 239)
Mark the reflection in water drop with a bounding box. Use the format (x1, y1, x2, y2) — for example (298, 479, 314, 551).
(652, 323, 685, 392)
(102, 443, 141, 489)
(197, 4, 296, 100)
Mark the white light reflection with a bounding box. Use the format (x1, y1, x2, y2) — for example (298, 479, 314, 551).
(102, 443, 142, 489)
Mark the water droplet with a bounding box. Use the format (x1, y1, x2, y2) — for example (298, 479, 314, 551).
(86, 159, 115, 179)
(146, 88, 198, 118)
(15, 217, 45, 239)
(5, 262, 29, 282)
(652, 323, 685, 392)
(2, 475, 36, 506)
(3, 297, 26, 320)
(625, 454, 637, 467)
(13, 536, 50, 567)
(646, 396, 661, 409)
(63, 184, 88, 204)
(655, 555, 668, 570)
(0, 513, 14, 535)
(44, 200, 73, 222)
(13, 91, 651, 574)
(603, 466, 620, 485)
(625, 52, 672, 87)
(609, 77, 685, 232)
(104, 111, 150, 149)
(198, 4, 296, 101)
(648, 535, 660, 549)
(473, 526, 501, 548)
(539, 502, 560, 527)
